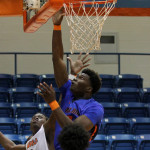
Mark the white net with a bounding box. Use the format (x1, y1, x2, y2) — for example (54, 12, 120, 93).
(64, 0, 116, 53)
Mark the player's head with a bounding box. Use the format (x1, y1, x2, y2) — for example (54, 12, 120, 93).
(70, 68, 102, 97)
(30, 113, 48, 135)
(58, 124, 90, 150)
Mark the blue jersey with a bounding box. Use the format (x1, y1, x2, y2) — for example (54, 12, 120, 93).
(54, 80, 104, 150)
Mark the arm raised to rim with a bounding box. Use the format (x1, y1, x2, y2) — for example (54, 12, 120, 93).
(52, 8, 68, 88)
(43, 95, 62, 150)
(0, 132, 26, 150)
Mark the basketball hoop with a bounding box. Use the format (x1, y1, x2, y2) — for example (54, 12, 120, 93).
(64, 0, 117, 53)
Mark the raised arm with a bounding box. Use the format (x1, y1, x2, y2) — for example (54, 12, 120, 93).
(0, 132, 26, 150)
(43, 94, 62, 150)
(52, 8, 68, 88)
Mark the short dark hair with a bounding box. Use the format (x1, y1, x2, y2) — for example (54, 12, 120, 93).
(82, 68, 102, 94)
(58, 124, 90, 150)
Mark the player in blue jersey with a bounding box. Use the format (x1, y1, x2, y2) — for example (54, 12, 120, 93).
(37, 8, 104, 150)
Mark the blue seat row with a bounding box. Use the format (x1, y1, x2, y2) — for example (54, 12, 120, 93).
(0, 74, 143, 88)
(101, 102, 150, 118)
(0, 87, 60, 103)
(1, 102, 150, 118)
(0, 74, 57, 88)
(1, 87, 150, 103)
(93, 87, 150, 103)
(0, 134, 150, 150)
(99, 117, 150, 135)
(0, 103, 52, 118)
(0, 117, 150, 135)
(89, 134, 150, 150)
(100, 74, 143, 88)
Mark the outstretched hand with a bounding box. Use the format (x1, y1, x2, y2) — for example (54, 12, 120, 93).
(37, 82, 56, 104)
(67, 53, 91, 75)
(52, 7, 65, 25)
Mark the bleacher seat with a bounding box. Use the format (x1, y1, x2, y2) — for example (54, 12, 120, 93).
(39, 103, 52, 117)
(129, 117, 150, 135)
(0, 118, 17, 134)
(147, 103, 150, 116)
(115, 74, 143, 88)
(12, 103, 40, 118)
(100, 117, 129, 135)
(17, 118, 32, 135)
(108, 134, 137, 150)
(141, 88, 150, 103)
(137, 134, 150, 150)
(0, 87, 9, 103)
(101, 102, 122, 117)
(39, 74, 57, 88)
(37, 88, 60, 103)
(0, 103, 13, 117)
(115, 88, 141, 103)
(93, 88, 115, 103)
(99, 74, 115, 88)
(0, 74, 13, 88)
(121, 103, 149, 118)
(89, 134, 107, 150)
(10, 87, 36, 103)
(14, 74, 39, 88)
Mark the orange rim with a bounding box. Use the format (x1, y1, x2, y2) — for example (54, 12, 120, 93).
(65, 0, 116, 5)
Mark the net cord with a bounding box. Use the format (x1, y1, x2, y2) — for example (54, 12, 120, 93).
(64, 0, 116, 53)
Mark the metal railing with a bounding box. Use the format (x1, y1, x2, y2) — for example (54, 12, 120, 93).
(0, 52, 150, 75)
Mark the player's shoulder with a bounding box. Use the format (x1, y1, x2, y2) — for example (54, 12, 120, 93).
(84, 98, 104, 112)
(80, 98, 103, 110)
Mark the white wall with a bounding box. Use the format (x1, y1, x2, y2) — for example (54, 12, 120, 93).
(0, 16, 150, 87)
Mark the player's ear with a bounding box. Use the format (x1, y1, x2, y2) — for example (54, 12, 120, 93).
(85, 86, 92, 93)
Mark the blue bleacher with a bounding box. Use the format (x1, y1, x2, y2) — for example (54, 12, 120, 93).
(93, 88, 115, 102)
(147, 103, 150, 117)
(115, 88, 141, 103)
(14, 74, 39, 88)
(137, 134, 150, 150)
(39, 74, 57, 88)
(12, 103, 40, 118)
(129, 117, 150, 135)
(108, 134, 137, 150)
(17, 118, 32, 135)
(0, 118, 17, 134)
(0, 74, 13, 88)
(0, 87, 9, 103)
(121, 102, 149, 118)
(0, 73, 149, 150)
(0, 103, 13, 117)
(141, 88, 150, 103)
(89, 134, 107, 150)
(115, 74, 143, 88)
(99, 74, 115, 88)
(101, 102, 121, 117)
(9, 87, 37, 103)
(101, 117, 129, 135)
